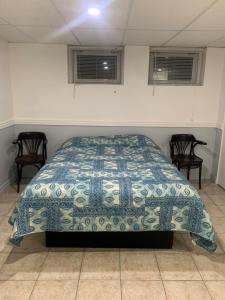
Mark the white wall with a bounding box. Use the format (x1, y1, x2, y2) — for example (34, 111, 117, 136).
(9, 44, 225, 127)
(217, 55, 225, 128)
(0, 38, 13, 125)
(0, 38, 14, 190)
(216, 52, 225, 186)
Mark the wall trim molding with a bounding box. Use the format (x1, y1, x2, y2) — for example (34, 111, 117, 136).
(14, 118, 222, 128)
(0, 119, 14, 130)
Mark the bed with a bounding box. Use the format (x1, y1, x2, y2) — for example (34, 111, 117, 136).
(9, 134, 216, 251)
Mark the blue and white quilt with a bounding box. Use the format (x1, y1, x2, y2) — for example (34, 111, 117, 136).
(9, 134, 216, 251)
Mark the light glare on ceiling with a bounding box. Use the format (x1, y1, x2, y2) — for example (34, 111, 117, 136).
(88, 8, 101, 16)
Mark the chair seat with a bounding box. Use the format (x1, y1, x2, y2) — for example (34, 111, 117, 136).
(172, 154, 203, 168)
(16, 154, 45, 165)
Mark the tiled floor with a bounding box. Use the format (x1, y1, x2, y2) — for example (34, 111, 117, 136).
(0, 182, 225, 300)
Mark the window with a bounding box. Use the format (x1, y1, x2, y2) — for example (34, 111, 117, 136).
(149, 48, 205, 85)
(68, 46, 123, 84)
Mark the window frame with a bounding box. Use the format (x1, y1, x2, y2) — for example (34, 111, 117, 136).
(68, 46, 124, 84)
(148, 47, 206, 86)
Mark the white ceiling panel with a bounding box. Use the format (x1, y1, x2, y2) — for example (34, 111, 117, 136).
(74, 29, 123, 45)
(208, 36, 225, 47)
(0, 0, 64, 26)
(188, 0, 225, 30)
(0, 25, 33, 42)
(166, 30, 225, 47)
(18, 26, 79, 44)
(0, 0, 224, 46)
(124, 30, 178, 46)
(128, 0, 214, 30)
(0, 17, 7, 25)
(53, 0, 131, 29)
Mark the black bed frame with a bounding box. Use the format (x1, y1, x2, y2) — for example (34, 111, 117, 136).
(45, 231, 174, 248)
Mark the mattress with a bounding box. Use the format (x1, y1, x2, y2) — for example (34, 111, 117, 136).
(9, 134, 216, 251)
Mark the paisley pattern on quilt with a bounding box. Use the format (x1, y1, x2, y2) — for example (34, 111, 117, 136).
(9, 134, 216, 251)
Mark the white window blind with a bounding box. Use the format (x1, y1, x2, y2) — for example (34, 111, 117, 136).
(149, 48, 205, 85)
(68, 46, 123, 84)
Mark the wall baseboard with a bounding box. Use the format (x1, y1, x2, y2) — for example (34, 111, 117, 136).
(0, 119, 14, 130)
(0, 118, 222, 129)
(14, 118, 222, 129)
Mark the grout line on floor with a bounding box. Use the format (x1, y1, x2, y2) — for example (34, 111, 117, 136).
(74, 249, 85, 300)
(28, 250, 49, 300)
(119, 249, 123, 300)
(191, 253, 214, 300)
(154, 252, 168, 300)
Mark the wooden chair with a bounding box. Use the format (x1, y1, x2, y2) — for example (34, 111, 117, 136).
(13, 132, 47, 193)
(170, 134, 207, 189)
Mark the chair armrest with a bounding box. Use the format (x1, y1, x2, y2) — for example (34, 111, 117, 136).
(12, 139, 19, 145)
(191, 140, 207, 156)
(195, 140, 207, 146)
(12, 139, 22, 157)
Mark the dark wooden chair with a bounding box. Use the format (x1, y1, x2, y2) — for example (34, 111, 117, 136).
(170, 134, 207, 189)
(13, 132, 47, 193)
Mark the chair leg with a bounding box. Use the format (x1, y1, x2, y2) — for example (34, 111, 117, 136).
(17, 164, 23, 193)
(199, 164, 202, 190)
(187, 166, 191, 180)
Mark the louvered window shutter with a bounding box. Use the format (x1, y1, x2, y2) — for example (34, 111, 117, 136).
(77, 54, 117, 80)
(68, 47, 123, 84)
(149, 48, 205, 85)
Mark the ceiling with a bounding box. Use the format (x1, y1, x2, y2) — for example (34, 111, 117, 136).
(0, 0, 225, 47)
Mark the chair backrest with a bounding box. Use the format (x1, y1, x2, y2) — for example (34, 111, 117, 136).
(170, 134, 196, 156)
(17, 132, 46, 156)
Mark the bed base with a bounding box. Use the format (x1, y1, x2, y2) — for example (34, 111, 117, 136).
(45, 231, 174, 249)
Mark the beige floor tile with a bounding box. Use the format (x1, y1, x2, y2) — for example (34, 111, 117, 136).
(122, 280, 166, 300)
(0, 280, 35, 300)
(0, 232, 13, 253)
(120, 251, 160, 280)
(203, 184, 225, 196)
(4, 186, 19, 194)
(156, 253, 201, 280)
(212, 218, 225, 234)
(193, 253, 225, 280)
(49, 247, 84, 252)
(0, 216, 13, 233)
(0, 193, 18, 203)
(205, 281, 225, 300)
(11, 233, 48, 253)
(219, 206, 225, 216)
(0, 253, 9, 267)
(84, 247, 119, 252)
(30, 280, 78, 300)
(218, 234, 225, 252)
(77, 280, 121, 300)
(207, 204, 225, 218)
(200, 193, 215, 205)
(38, 251, 83, 280)
(164, 281, 211, 300)
(81, 250, 119, 280)
(0, 252, 47, 280)
(0, 202, 14, 216)
(120, 248, 155, 253)
(210, 195, 225, 206)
